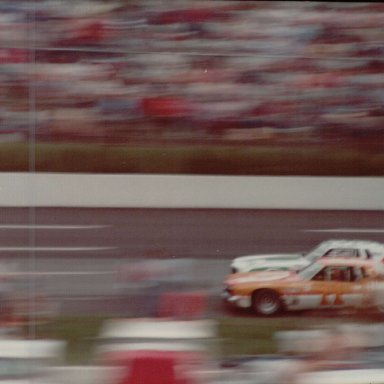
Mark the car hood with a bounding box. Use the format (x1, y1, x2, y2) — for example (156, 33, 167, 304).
(231, 253, 309, 273)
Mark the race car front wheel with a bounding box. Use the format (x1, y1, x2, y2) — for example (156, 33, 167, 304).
(252, 289, 283, 316)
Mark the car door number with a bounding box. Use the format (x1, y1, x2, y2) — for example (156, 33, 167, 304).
(320, 293, 344, 306)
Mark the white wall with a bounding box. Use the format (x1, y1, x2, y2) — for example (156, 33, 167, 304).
(0, 173, 383, 210)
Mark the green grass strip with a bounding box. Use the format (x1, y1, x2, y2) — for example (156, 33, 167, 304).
(0, 142, 383, 175)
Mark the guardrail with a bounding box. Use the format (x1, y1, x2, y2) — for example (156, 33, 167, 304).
(0, 173, 383, 210)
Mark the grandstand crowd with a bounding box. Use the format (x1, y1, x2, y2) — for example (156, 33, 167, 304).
(0, 1, 383, 144)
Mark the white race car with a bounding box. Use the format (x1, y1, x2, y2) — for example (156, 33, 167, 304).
(230, 240, 384, 274)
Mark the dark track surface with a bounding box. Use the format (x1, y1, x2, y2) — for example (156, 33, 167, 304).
(1, 207, 383, 260)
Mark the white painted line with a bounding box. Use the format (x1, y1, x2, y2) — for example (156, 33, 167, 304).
(304, 228, 384, 233)
(0, 225, 110, 229)
(0, 247, 117, 252)
(2, 271, 114, 276)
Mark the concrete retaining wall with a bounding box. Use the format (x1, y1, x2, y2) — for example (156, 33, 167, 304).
(0, 173, 383, 210)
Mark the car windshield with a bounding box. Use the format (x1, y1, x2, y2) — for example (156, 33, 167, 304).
(303, 243, 330, 262)
(297, 262, 323, 280)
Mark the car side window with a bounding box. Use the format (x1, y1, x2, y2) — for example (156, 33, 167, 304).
(323, 249, 358, 258)
(312, 266, 355, 282)
(328, 267, 346, 282)
(314, 266, 352, 282)
(312, 266, 368, 282)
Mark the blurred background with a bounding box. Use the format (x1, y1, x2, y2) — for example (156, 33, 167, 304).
(0, 0, 383, 153)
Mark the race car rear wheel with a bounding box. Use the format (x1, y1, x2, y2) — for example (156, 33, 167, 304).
(252, 289, 283, 316)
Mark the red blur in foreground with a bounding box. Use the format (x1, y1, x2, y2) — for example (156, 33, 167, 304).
(111, 350, 200, 384)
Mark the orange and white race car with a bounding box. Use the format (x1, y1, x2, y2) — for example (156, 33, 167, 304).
(223, 258, 384, 316)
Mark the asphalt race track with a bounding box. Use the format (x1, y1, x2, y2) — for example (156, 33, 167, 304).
(0, 207, 383, 315)
(2, 207, 384, 258)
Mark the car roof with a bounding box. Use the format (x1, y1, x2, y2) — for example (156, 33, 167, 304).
(316, 239, 384, 252)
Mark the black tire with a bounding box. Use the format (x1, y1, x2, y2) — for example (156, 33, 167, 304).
(252, 289, 283, 316)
